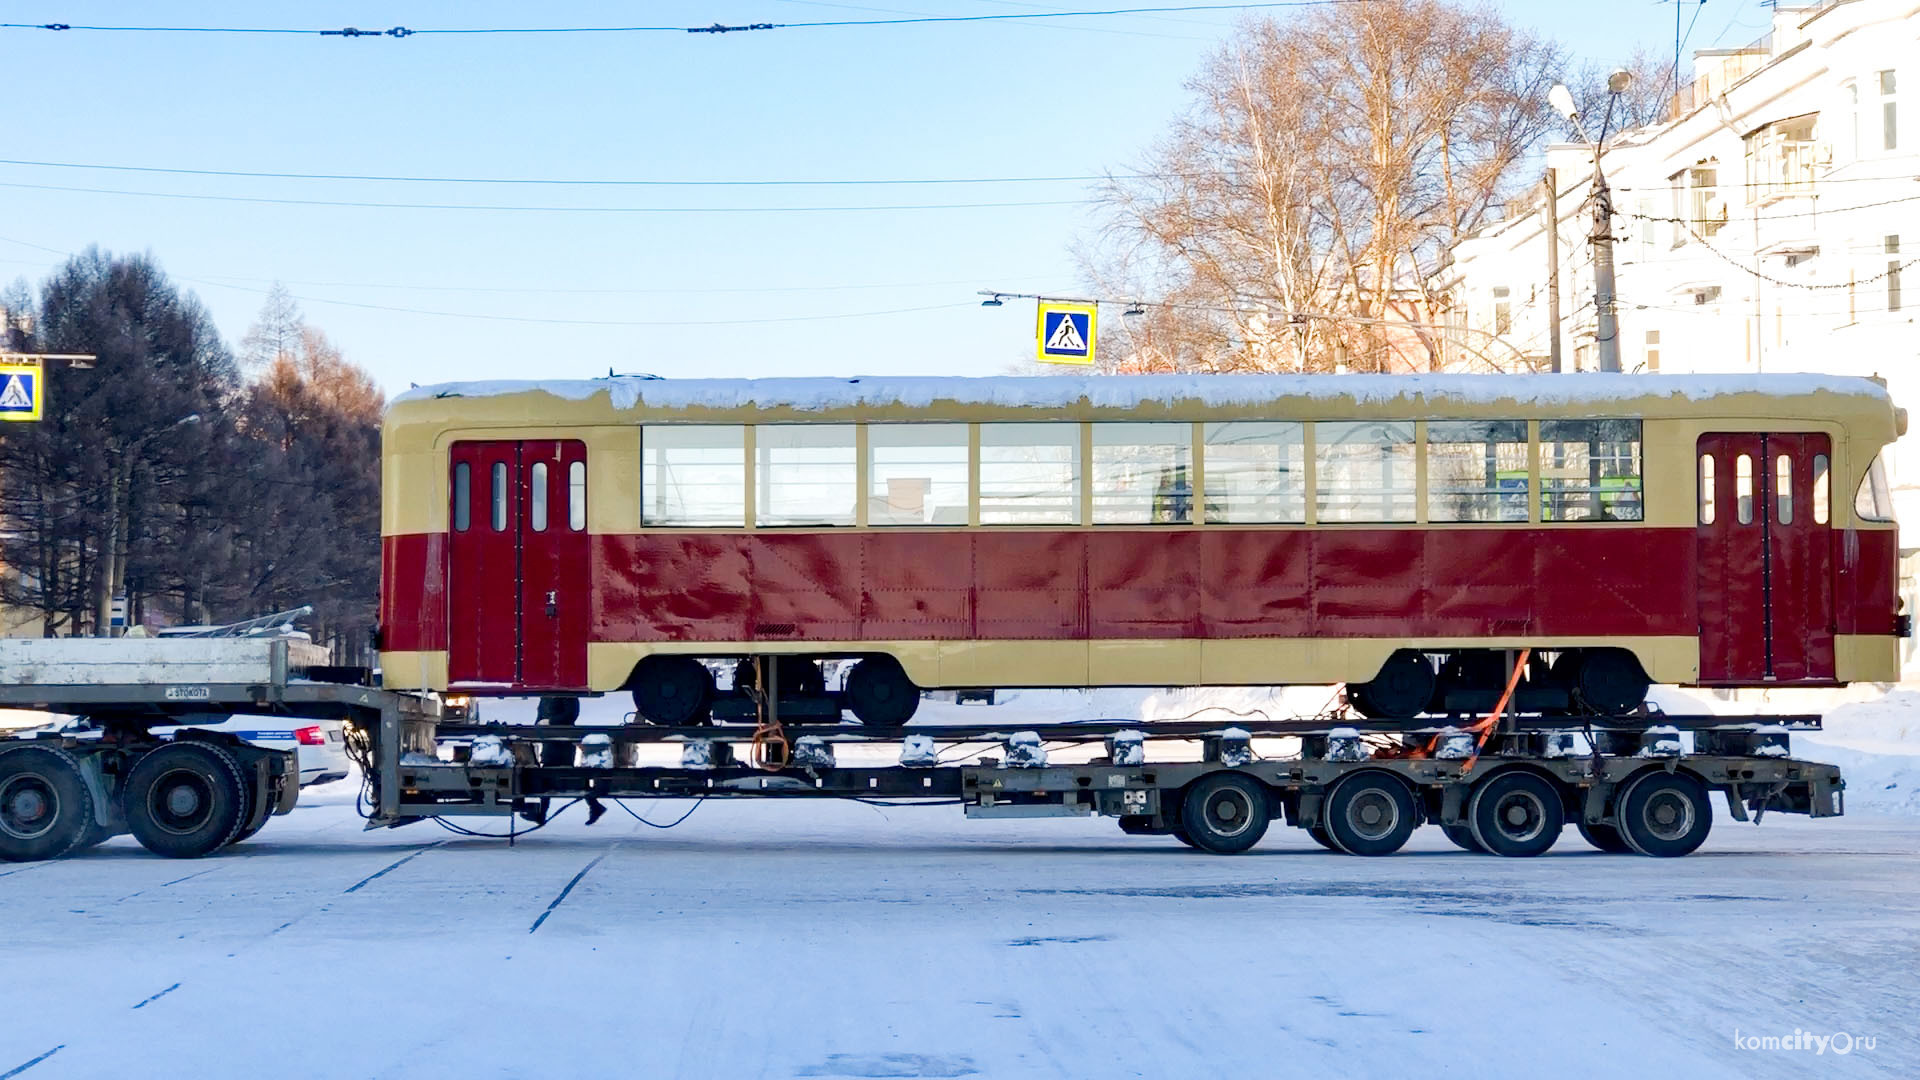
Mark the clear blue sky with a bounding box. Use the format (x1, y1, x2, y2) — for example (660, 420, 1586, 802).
(0, 1, 1778, 393)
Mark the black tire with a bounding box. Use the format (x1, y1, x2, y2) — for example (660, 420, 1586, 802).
(0, 745, 95, 862)
(1306, 823, 1340, 851)
(1576, 819, 1636, 854)
(1571, 648, 1650, 715)
(1179, 773, 1271, 854)
(1441, 823, 1485, 853)
(845, 656, 919, 728)
(629, 656, 713, 725)
(73, 818, 120, 852)
(536, 696, 582, 724)
(1617, 772, 1712, 857)
(1467, 771, 1566, 858)
(1323, 772, 1418, 856)
(125, 743, 249, 859)
(1347, 651, 1435, 722)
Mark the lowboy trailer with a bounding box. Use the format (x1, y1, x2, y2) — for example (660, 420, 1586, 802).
(0, 634, 1843, 860)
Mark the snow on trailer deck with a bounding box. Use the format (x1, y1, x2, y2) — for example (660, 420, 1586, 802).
(3, 793, 1916, 1079)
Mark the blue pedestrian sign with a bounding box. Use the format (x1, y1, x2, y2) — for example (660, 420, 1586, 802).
(0, 359, 41, 422)
(1036, 302, 1096, 366)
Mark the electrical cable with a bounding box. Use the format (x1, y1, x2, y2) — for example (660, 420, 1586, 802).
(613, 796, 707, 829)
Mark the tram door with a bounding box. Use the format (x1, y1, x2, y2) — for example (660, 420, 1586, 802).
(447, 440, 590, 690)
(1695, 433, 1835, 683)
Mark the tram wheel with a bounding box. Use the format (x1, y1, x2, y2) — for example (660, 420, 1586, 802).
(1575, 819, 1636, 854)
(1570, 648, 1651, 715)
(1467, 771, 1566, 858)
(1441, 823, 1485, 853)
(1617, 772, 1712, 857)
(1323, 772, 1417, 856)
(845, 656, 919, 728)
(630, 656, 713, 725)
(125, 742, 248, 859)
(1179, 773, 1271, 854)
(1347, 651, 1436, 722)
(0, 745, 95, 862)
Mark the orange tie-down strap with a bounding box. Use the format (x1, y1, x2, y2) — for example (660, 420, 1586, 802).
(1368, 647, 1532, 766)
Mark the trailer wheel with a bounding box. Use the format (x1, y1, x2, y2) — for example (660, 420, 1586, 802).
(1306, 823, 1339, 851)
(125, 743, 248, 859)
(1575, 820, 1635, 854)
(1179, 773, 1270, 854)
(1617, 772, 1711, 857)
(0, 745, 95, 862)
(1441, 823, 1485, 853)
(1323, 773, 1417, 856)
(1170, 824, 1201, 849)
(1467, 771, 1565, 857)
(845, 656, 919, 728)
(630, 656, 713, 726)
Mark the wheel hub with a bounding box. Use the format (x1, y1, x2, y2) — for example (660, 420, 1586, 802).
(0, 776, 57, 840)
(1207, 793, 1252, 836)
(1348, 790, 1398, 839)
(1494, 792, 1545, 841)
(1643, 792, 1693, 839)
(147, 768, 214, 836)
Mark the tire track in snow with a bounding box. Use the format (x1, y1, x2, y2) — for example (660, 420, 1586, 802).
(343, 840, 446, 894)
(528, 853, 606, 933)
(0, 1045, 63, 1078)
(132, 983, 181, 1009)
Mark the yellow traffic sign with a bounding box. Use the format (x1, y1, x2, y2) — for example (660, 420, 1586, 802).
(1036, 301, 1096, 366)
(0, 357, 42, 422)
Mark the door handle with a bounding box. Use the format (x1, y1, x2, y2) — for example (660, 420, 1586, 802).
(546, 590, 558, 617)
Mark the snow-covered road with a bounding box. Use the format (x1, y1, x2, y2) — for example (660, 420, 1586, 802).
(4, 783, 1916, 1079)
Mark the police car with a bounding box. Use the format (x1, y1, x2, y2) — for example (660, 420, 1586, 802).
(150, 714, 352, 787)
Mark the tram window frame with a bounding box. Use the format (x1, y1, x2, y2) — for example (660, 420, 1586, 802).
(529, 462, 549, 532)
(1698, 453, 1716, 524)
(1091, 422, 1193, 525)
(1202, 421, 1306, 524)
(1425, 420, 1530, 523)
(1736, 453, 1755, 524)
(1812, 454, 1830, 524)
(568, 460, 587, 532)
(1539, 419, 1644, 522)
(868, 423, 970, 526)
(1314, 421, 1416, 523)
(640, 424, 748, 528)
(756, 424, 858, 528)
(979, 423, 1082, 526)
(453, 462, 471, 532)
(490, 462, 508, 532)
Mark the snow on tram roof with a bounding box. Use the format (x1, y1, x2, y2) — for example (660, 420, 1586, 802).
(393, 372, 1891, 414)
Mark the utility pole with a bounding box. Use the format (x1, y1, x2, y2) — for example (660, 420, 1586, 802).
(1542, 169, 1563, 373)
(1548, 71, 1633, 373)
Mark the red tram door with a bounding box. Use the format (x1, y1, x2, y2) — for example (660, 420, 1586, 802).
(447, 440, 590, 690)
(1696, 433, 1834, 683)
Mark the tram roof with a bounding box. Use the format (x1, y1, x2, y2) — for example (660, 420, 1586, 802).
(389, 372, 1900, 436)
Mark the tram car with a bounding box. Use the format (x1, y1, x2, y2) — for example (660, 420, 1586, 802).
(378, 373, 1906, 726)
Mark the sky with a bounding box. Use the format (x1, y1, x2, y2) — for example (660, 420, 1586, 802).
(0, 1, 1783, 395)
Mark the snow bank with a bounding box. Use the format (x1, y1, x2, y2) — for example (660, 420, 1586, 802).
(394, 371, 1890, 414)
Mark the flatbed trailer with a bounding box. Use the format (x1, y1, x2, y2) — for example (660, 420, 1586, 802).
(0, 637, 1845, 859)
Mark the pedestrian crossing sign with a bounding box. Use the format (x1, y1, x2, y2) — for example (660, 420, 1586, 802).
(1036, 302, 1096, 366)
(0, 359, 41, 422)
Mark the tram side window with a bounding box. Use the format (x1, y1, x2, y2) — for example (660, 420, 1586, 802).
(1092, 422, 1192, 524)
(1540, 419, 1643, 522)
(980, 423, 1081, 525)
(529, 462, 549, 532)
(1855, 453, 1895, 522)
(869, 424, 969, 525)
(1426, 420, 1529, 522)
(1202, 421, 1305, 523)
(641, 425, 746, 527)
(757, 424, 857, 527)
(491, 462, 508, 531)
(1813, 454, 1830, 524)
(569, 460, 587, 531)
(452, 462, 471, 531)
(1315, 421, 1415, 522)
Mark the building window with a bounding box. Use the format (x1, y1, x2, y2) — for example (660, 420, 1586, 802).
(642, 425, 745, 527)
(1540, 419, 1643, 522)
(529, 461, 549, 532)
(1644, 329, 1661, 372)
(1846, 80, 1860, 162)
(1743, 114, 1819, 201)
(756, 425, 856, 527)
(452, 462, 471, 532)
(868, 424, 968, 526)
(1492, 286, 1511, 335)
(1889, 234, 1904, 313)
(979, 423, 1080, 525)
(1092, 423, 1192, 524)
(1881, 69, 1899, 151)
(1314, 421, 1414, 523)
(1426, 420, 1529, 523)
(1689, 166, 1724, 237)
(568, 461, 586, 532)
(1202, 421, 1306, 523)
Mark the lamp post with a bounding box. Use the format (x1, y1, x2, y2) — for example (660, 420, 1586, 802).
(1549, 70, 1633, 373)
(96, 413, 200, 636)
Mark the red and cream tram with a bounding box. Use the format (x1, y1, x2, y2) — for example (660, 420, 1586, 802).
(378, 374, 1905, 725)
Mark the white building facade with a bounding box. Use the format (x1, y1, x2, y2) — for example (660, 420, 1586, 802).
(1443, 0, 1920, 531)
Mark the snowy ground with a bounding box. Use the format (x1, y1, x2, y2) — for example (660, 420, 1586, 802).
(5, 689, 1919, 1079)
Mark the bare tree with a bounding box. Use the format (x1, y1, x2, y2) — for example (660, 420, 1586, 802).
(1091, 0, 1565, 373)
(238, 283, 304, 374)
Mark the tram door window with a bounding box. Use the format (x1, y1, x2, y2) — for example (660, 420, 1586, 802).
(447, 439, 590, 690)
(1696, 432, 1835, 683)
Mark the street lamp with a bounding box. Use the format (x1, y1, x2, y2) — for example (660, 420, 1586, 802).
(1549, 69, 1633, 373)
